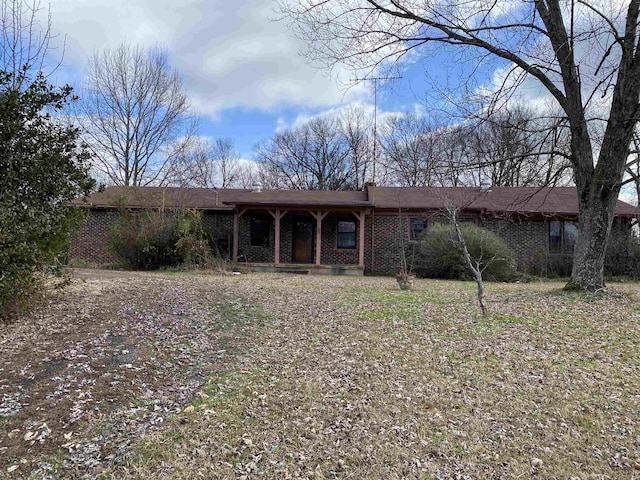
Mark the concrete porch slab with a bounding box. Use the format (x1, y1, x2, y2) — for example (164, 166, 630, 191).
(238, 263, 364, 276)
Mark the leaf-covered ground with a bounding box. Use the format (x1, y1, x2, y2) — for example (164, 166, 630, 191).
(1, 270, 639, 479)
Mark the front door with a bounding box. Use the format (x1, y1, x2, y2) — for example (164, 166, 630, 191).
(292, 218, 314, 263)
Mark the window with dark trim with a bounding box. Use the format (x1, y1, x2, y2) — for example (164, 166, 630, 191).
(409, 217, 427, 241)
(549, 220, 578, 254)
(337, 220, 356, 249)
(250, 215, 271, 247)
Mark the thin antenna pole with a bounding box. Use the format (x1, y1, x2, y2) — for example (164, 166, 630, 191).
(373, 78, 378, 183)
(351, 75, 402, 185)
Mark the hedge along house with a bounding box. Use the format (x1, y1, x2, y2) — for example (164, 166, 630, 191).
(70, 184, 639, 275)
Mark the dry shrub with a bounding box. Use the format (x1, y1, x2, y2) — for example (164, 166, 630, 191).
(109, 209, 216, 270)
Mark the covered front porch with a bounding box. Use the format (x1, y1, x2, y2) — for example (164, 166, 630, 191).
(231, 206, 370, 271)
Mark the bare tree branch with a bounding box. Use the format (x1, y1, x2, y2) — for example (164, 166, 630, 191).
(0, 0, 64, 88)
(77, 43, 197, 187)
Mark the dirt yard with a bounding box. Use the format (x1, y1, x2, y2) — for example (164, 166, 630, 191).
(0, 269, 265, 478)
(1, 270, 639, 479)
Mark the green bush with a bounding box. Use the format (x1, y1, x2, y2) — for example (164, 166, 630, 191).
(109, 208, 215, 270)
(413, 222, 518, 281)
(0, 70, 95, 321)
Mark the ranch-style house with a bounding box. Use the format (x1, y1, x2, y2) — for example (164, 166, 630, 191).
(70, 184, 639, 275)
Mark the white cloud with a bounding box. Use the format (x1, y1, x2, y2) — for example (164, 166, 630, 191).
(277, 101, 407, 133)
(275, 117, 288, 133)
(44, 0, 369, 118)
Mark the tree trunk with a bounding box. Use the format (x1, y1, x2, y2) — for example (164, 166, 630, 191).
(451, 214, 488, 316)
(569, 187, 619, 291)
(570, 120, 629, 292)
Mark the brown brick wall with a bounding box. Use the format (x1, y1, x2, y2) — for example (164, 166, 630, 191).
(237, 213, 275, 263)
(321, 215, 360, 266)
(366, 213, 409, 275)
(367, 215, 635, 276)
(480, 217, 549, 273)
(72, 208, 635, 275)
(202, 212, 234, 259)
(70, 209, 120, 265)
(278, 216, 294, 264)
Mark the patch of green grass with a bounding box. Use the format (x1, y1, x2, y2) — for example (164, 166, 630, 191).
(215, 298, 271, 328)
(0, 416, 14, 431)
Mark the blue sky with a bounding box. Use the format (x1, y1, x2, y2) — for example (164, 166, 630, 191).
(39, 0, 476, 160)
(22, 0, 638, 205)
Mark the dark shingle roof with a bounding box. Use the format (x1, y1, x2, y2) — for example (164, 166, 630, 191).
(369, 186, 640, 217)
(69, 186, 248, 210)
(71, 185, 639, 218)
(72, 186, 371, 209)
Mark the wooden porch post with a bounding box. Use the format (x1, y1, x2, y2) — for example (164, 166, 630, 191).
(310, 210, 329, 266)
(267, 209, 288, 264)
(232, 208, 247, 263)
(352, 210, 366, 268)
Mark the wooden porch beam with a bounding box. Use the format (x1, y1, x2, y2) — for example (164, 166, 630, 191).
(232, 208, 247, 263)
(267, 209, 288, 264)
(310, 210, 329, 266)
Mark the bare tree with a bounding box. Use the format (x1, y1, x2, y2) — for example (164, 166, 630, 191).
(211, 138, 244, 188)
(256, 161, 284, 189)
(233, 161, 260, 189)
(280, 0, 640, 291)
(376, 107, 571, 188)
(430, 124, 472, 187)
(162, 137, 210, 187)
(0, 0, 62, 88)
(169, 136, 260, 189)
(381, 112, 442, 187)
(446, 206, 488, 316)
(78, 43, 196, 187)
(341, 105, 373, 189)
(255, 116, 353, 190)
(463, 107, 573, 187)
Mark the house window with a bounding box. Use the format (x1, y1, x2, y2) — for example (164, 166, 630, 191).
(409, 217, 427, 241)
(549, 220, 578, 254)
(250, 215, 271, 247)
(337, 220, 356, 249)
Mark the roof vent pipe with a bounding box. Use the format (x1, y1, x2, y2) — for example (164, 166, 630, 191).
(480, 180, 492, 193)
(252, 182, 263, 193)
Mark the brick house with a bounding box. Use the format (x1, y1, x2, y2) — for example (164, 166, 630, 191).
(70, 184, 639, 275)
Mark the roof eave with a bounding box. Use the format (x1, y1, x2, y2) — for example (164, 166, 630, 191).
(69, 203, 234, 211)
(227, 201, 373, 208)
